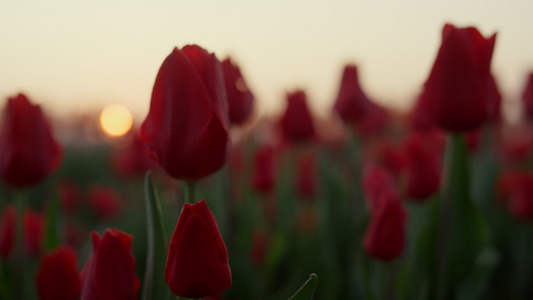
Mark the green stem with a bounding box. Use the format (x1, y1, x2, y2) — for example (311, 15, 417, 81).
(383, 261, 395, 300)
(14, 190, 27, 300)
(186, 181, 197, 204)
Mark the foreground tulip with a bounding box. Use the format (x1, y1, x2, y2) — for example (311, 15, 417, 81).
(81, 229, 139, 300)
(221, 57, 255, 125)
(165, 200, 231, 298)
(36, 246, 81, 300)
(140, 45, 230, 181)
(363, 188, 407, 261)
(333, 64, 369, 122)
(422, 24, 497, 132)
(0, 93, 62, 188)
(279, 90, 315, 143)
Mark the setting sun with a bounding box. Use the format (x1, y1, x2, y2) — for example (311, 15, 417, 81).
(99, 104, 133, 137)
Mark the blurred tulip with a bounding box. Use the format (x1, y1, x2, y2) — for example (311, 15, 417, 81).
(409, 92, 435, 132)
(404, 134, 441, 200)
(522, 72, 533, 121)
(249, 229, 267, 267)
(88, 186, 123, 219)
(422, 24, 497, 132)
(505, 172, 533, 220)
(279, 90, 316, 144)
(497, 125, 533, 164)
(362, 163, 396, 214)
(140, 45, 230, 181)
(295, 151, 317, 199)
(251, 145, 276, 193)
(221, 57, 254, 125)
(58, 180, 80, 213)
(333, 64, 369, 122)
(165, 200, 231, 298)
(80, 229, 140, 300)
(376, 140, 406, 178)
(363, 188, 407, 261)
(111, 132, 153, 178)
(354, 101, 387, 137)
(0, 206, 43, 258)
(36, 246, 81, 300)
(0, 93, 62, 188)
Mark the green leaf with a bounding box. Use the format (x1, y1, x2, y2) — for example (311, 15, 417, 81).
(141, 172, 171, 300)
(43, 192, 61, 252)
(288, 273, 318, 300)
(456, 247, 500, 300)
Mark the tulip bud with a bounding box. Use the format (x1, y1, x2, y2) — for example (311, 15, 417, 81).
(0, 93, 62, 188)
(140, 45, 230, 181)
(279, 90, 316, 144)
(80, 229, 140, 300)
(404, 134, 441, 200)
(88, 186, 123, 219)
(36, 246, 81, 300)
(165, 200, 232, 298)
(251, 145, 276, 193)
(422, 24, 497, 132)
(363, 189, 407, 261)
(221, 57, 254, 125)
(333, 64, 370, 122)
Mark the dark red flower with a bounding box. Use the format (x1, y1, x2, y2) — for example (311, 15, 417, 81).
(333, 64, 370, 122)
(422, 24, 497, 132)
(249, 229, 267, 267)
(0, 93, 62, 187)
(0, 206, 44, 258)
(251, 145, 276, 193)
(354, 100, 387, 137)
(279, 90, 315, 143)
(111, 132, 154, 178)
(363, 188, 407, 261)
(221, 57, 254, 125)
(522, 72, 533, 120)
(58, 180, 80, 213)
(404, 134, 441, 200)
(80, 228, 140, 300)
(362, 163, 396, 214)
(36, 246, 81, 300)
(140, 45, 230, 181)
(295, 151, 317, 199)
(165, 200, 231, 298)
(88, 186, 123, 219)
(504, 172, 533, 220)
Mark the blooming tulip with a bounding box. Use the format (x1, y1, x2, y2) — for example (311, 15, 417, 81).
(36, 246, 81, 300)
(165, 200, 231, 298)
(140, 45, 230, 181)
(221, 57, 254, 125)
(80, 228, 139, 300)
(422, 24, 497, 132)
(0, 93, 62, 187)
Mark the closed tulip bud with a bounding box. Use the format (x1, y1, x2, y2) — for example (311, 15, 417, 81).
(0, 93, 62, 188)
(363, 189, 407, 261)
(404, 134, 441, 200)
(362, 163, 396, 214)
(36, 246, 81, 300)
(165, 200, 231, 298)
(140, 45, 230, 181)
(221, 57, 254, 125)
(279, 90, 316, 144)
(81, 229, 140, 300)
(422, 24, 497, 132)
(251, 145, 276, 193)
(333, 64, 370, 122)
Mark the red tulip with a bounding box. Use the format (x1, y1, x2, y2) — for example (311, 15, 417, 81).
(80, 229, 140, 300)
(0, 93, 62, 187)
(404, 134, 441, 200)
(354, 100, 386, 137)
(221, 57, 254, 125)
(363, 188, 407, 261)
(249, 229, 267, 267)
(333, 64, 370, 122)
(362, 163, 396, 214)
(140, 45, 230, 181)
(522, 72, 533, 120)
(251, 145, 276, 193)
(111, 132, 154, 178)
(279, 90, 316, 143)
(88, 186, 123, 219)
(422, 24, 497, 132)
(58, 180, 80, 213)
(504, 172, 533, 220)
(0, 206, 44, 257)
(36, 246, 81, 300)
(165, 200, 231, 298)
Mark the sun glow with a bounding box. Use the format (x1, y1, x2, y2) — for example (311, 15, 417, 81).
(99, 104, 133, 137)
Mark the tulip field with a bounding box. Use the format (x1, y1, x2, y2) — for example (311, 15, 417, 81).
(2, 22, 533, 300)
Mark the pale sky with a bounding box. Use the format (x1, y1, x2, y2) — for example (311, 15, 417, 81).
(1, 0, 533, 122)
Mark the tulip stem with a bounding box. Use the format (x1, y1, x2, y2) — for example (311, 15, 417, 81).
(14, 190, 27, 300)
(186, 181, 197, 204)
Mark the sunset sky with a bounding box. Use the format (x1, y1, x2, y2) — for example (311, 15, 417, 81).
(1, 0, 533, 122)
